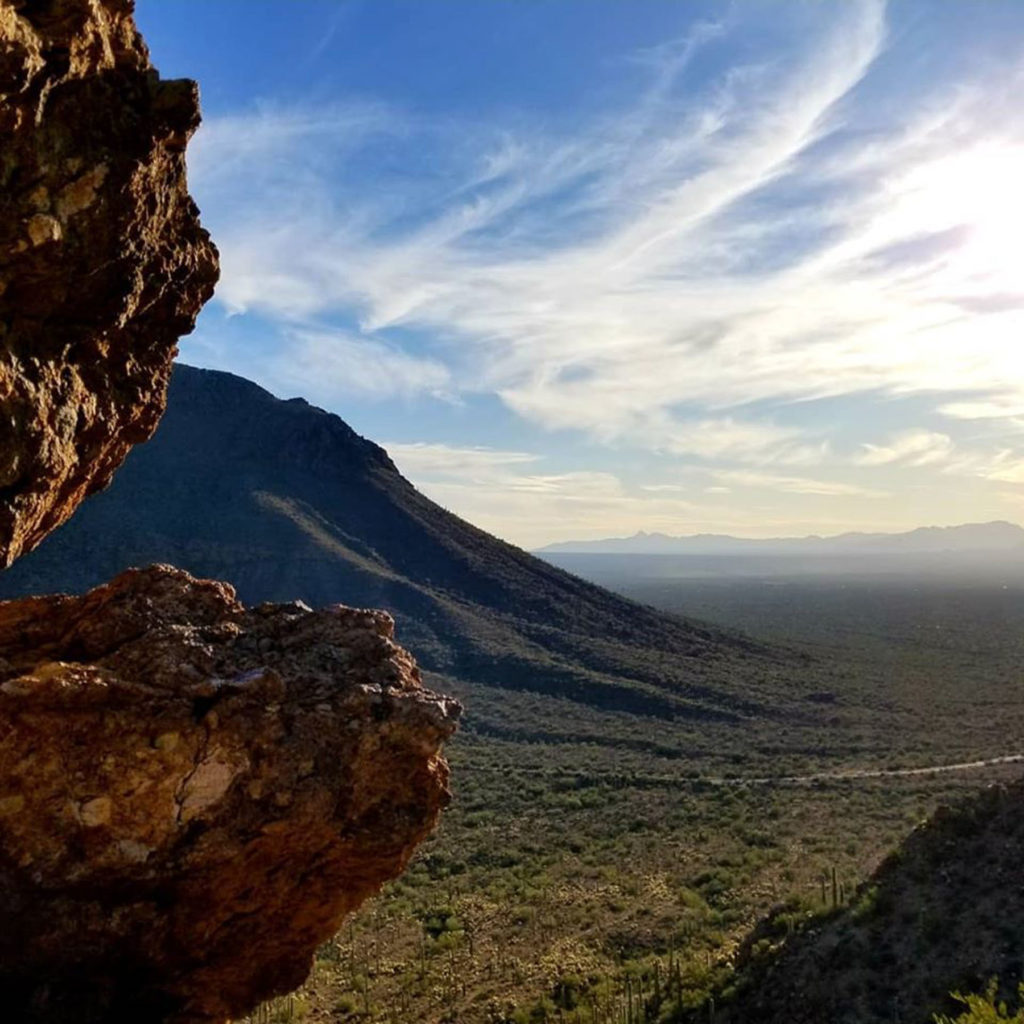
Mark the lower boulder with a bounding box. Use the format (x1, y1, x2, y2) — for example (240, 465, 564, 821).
(0, 565, 459, 1023)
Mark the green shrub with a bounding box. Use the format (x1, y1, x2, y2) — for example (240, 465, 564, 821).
(934, 981, 1024, 1023)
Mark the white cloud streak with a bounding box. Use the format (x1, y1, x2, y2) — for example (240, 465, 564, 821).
(714, 470, 883, 498)
(271, 329, 453, 403)
(856, 430, 955, 467)
(187, 0, 1024, 500)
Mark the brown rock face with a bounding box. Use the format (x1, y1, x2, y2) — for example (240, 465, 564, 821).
(0, 565, 460, 1023)
(0, 6, 459, 1021)
(0, 0, 219, 567)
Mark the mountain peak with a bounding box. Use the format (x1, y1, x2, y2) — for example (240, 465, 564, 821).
(0, 363, 776, 723)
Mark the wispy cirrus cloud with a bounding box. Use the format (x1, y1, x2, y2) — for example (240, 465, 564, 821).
(856, 430, 955, 468)
(714, 470, 883, 498)
(185, 0, 1024, 529)
(851, 428, 1024, 490)
(271, 328, 453, 403)
(384, 443, 538, 476)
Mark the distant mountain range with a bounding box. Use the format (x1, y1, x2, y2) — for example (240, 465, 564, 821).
(0, 365, 781, 724)
(537, 521, 1024, 556)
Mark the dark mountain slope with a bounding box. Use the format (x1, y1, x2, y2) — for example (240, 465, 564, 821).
(0, 365, 791, 722)
(691, 778, 1024, 1024)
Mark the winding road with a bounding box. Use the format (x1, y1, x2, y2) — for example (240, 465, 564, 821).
(703, 753, 1024, 786)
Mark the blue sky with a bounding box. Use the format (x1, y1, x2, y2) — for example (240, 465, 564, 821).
(137, 1, 1024, 547)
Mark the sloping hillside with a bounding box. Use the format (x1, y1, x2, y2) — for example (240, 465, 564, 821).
(695, 779, 1024, 1024)
(0, 365, 787, 725)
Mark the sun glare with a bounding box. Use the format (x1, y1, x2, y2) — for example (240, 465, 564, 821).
(900, 146, 1024, 287)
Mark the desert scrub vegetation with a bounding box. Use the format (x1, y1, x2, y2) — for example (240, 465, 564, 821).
(239, 579, 1024, 1023)
(934, 982, 1024, 1023)
(240, 755, 1021, 1024)
(244, 993, 311, 1022)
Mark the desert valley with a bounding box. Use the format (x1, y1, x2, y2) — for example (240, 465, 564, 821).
(2, 1, 1023, 1022)
(3, 366, 1021, 1023)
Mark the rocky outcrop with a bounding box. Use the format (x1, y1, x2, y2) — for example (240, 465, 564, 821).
(0, 0, 219, 567)
(0, 565, 460, 1022)
(0, 6, 460, 1021)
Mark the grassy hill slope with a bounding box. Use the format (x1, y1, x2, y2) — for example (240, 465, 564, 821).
(689, 778, 1024, 1024)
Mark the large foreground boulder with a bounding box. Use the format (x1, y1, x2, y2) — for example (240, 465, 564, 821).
(0, 5, 460, 1021)
(0, 0, 218, 566)
(0, 565, 460, 1023)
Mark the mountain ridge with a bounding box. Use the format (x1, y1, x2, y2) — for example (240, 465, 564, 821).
(0, 364, 788, 726)
(537, 520, 1024, 555)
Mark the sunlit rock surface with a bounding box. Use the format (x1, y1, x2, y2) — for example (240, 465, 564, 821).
(0, 565, 460, 1023)
(0, 5, 459, 1020)
(0, 0, 218, 566)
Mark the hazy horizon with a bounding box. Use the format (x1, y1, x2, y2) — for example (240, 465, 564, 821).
(141, 1, 1024, 548)
(536, 518, 1024, 549)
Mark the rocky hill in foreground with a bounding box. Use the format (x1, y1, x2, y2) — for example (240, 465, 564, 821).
(695, 778, 1024, 1024)
(0, 564, 457, 1023)
(0, 364, 792, 725)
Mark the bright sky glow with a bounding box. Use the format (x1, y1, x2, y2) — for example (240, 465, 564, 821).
(137, 0, 1024, 547)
